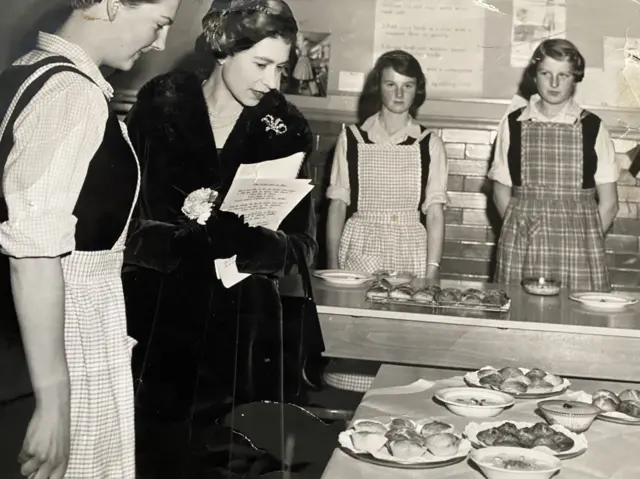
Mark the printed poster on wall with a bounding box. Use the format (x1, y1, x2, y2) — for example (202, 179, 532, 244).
(603, 36, 640, 109)
(510, 0, 567, 67)
(372, 0, 486, 98)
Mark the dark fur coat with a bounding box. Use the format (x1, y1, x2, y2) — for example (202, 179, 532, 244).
(121, 70, 318, 474)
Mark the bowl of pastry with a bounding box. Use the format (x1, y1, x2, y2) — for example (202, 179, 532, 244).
(588, 388, 640, 425)
(522, 277, 561, 296)
(338, 416, 471, 468)
(464, 420, 588, 459)
(537, 400, 601, 433)
(465, 366, 570, 398)
(435, 387, 515, 418)
(470, 446, 561, 479)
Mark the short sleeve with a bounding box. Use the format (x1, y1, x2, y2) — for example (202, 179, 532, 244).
(325, 126, 351, 205)
(422, 133, 449, 213)
(487, 117, 513, 187)
(594, 122, 620, 185)
(0, 75, 108, 258)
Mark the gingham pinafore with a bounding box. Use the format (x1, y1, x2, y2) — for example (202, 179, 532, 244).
(337, 124, 431, 277)
(494, 107, 610, 292)
(0, 57, 139, 478)
(326, 124, 431, 394)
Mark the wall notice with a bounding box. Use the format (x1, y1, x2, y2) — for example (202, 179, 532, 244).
(510, 0, 567, 67)
(372, 0, 486, 98)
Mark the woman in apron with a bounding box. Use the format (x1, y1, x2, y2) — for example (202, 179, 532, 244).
(324, 50, 448, 393)
(489, 39, 619, 291)
(0, 1, 180, 478)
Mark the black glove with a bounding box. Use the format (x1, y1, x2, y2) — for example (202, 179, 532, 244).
(205, 211, 257, 258)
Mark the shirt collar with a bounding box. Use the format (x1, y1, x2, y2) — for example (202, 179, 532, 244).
(360, 113, 422, 143)
(517, 94, 582, 123)
(36, 32, 114, 99)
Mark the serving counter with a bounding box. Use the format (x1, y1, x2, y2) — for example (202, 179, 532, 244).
(280, 276, 640, 382)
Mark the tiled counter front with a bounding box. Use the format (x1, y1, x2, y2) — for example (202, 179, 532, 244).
(306, 119, 640, 291)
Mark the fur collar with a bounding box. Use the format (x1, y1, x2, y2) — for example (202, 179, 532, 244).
(130, 69, 311, 163)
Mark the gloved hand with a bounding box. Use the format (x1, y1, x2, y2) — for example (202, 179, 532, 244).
(205, 211, 257, 259)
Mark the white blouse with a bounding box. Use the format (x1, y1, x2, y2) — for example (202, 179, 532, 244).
(326, 113, 449, 213)
(488, 95, 619, 187)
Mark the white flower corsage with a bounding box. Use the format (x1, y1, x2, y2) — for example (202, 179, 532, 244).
(261, 114, 287, 135)
(181, 187, 219, 225)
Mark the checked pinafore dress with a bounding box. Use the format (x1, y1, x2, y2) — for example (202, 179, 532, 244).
(326, 124, 432, 393)
(337, 124, 432, 277)
(494, 107, 610, 292)
(0, 56, 139, 477)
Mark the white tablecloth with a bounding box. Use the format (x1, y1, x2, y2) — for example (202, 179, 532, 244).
(321, 366, 640, 479)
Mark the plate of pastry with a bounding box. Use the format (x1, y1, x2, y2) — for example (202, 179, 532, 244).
(569, 292, 638, 311)
(464, 366, 570, 398)
(464, 420, 588, 460)
(313, 269, 374, 286)
(338, 416, 471, 469)
(365, 284, 511, 312)
(588, 389, 640, 425)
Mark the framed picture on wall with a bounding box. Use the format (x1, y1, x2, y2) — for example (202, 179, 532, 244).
(282, 31, 331, 97)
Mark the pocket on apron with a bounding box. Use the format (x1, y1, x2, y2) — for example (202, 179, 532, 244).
(342, 252, 382, 274)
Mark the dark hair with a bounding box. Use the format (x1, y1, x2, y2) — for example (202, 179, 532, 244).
(69, 0, 163, 8)
(202, 0, 298, 59)
(518, 38, 585, 99)
(358, 50, 426, 122)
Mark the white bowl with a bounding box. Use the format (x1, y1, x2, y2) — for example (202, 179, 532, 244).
(470, 446, 561, 479)
(434, 387, 515, 418)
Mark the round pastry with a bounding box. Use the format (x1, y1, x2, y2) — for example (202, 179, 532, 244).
(528, 422, 556, 438)
(496, 422, 519, 435)
(411, 289, 436, 304)
(351, 431, 388, 453)
(525, 367, 547, 380)
(461, 293, 484, 305)
(528, 378, 554, 392)
(424, 433, 460, 457)
(479, 372, 505, 388)
(619, 389, 640, 402)
(592, 396, 618, 412)
(420, 420, 452, 437)
(389, 418, 415, 429)
(592, 389, 621, 405)
(388, 439, 427, 460)
(519, 375, 532, 386)
(515, 429, 537, 448)
(437, 288, 462, 303)
(477, 368, 499, 379)
(366, 285, 389, 300)
(500, 379, 528, 394)
(499, 367, 525, 380)
(619, 399, 640, 418)
(389, 285, 415, 300)
(352, 420, 388, 434)
(550, 432, 575, 453)
(476, 428, 502, 446)
(543, 374, 564, 387)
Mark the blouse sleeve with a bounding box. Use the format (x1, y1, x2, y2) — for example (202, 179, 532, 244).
(487, 117, 513, 187)
(0, 76, 108, 258)
(325, 126, 351, 205)
(421, 133, 449, 213)
(593, 122, 620, 184)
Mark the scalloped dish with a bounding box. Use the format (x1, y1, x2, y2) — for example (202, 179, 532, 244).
(464, 420, 588, 459)
(465, 366, 571, 398)
(338, 416, 471, 466)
